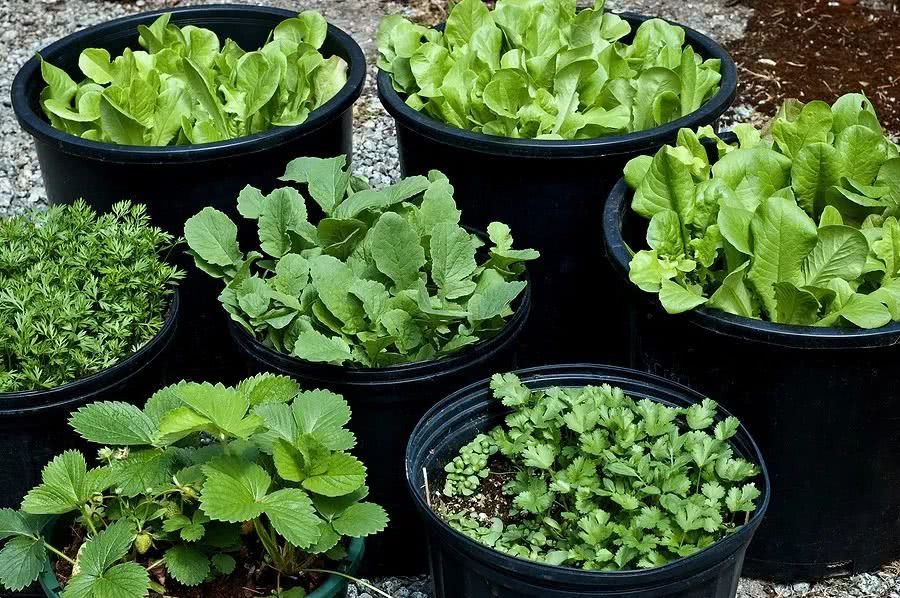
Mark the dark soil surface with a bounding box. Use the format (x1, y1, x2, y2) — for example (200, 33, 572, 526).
(728, 0, 900, 135)
(52, 525, 330, 598)
(431, 457, 517, 524)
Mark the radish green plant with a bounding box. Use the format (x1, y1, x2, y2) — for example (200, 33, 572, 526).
(377, 0, 722, 139)
(0, 374, 388, 596)
(185, 156, 538, 367)
(0, 201, 181, 393)
(39, 11, 347, 145)
(439, 373, 761, 570)
(625, 93, 900, 328)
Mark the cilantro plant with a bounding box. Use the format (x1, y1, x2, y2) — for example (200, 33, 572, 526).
(0, 374, 389, 597)
(377, 0, 722, 140)
(438, 373, 762, 570)
(624, 93, 900, 328)
(39, 11, 347, 146)
(185, 156, 538, 367)
(0, 201, 182, 393)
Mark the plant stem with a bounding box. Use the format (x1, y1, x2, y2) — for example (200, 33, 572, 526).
(146, 558, 166, 571)
(80, 508, 99, 536)
(44, 542, 77, 566)
(253, 519, 285, 570)
(302, 569, 395, 598)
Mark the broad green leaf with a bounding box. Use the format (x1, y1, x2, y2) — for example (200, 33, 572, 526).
(792, 142, 841, 215)
(98, 93, 145, 145)
(293, 331, 353, 365)
(747, 196, 818, 316)
(294, 390, 355, 451)
(165, 545, 209, 587)
(800, 225, 868, 287)
(281, 156, 351, 215)
(772, 100, 833, 160)
(707, 263, 753, 317)
(370, 212, 426, 290)
(69, 402, 156, 446)
(236, 52, 281, 116)
(259, 187, 308, 258)
(185, 207, 242, 267)
(632, 146, 696, 220)
(21, 451, 108, 515)
(430, 223, 478, 299)
(261, 488, 322, 548)
(658, 280, 707, 314)
(0, 537, 46, 591)
(200, 459, 271, 522)
(331, 502, 389, 537)
(773, 282, 819, 325)
(301, 453, 366, 497)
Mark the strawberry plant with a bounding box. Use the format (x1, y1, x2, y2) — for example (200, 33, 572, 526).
(624, 93, 900, 328)
(377, 0, 722, 140)
(185, 156, 539, 367)
(437, 373, 761, 570)
(0, 200, 182, 393)
(39, 11, 347, 145)
(0, 374, 388, 596)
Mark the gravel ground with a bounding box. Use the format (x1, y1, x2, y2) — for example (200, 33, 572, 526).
(1, 1, 899, 597)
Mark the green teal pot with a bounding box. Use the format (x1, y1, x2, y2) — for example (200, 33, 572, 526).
(38, 536, 365, 597)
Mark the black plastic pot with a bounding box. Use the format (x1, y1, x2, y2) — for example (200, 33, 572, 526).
(229, 284, 531, 575)
(406, 364, 770, 598)
(0, 292, 180, 510)
(377, 12, 737, 366)
(11, 4, 366, 383)
(11, 4, 365, 233)
(604, 178, 900, 581)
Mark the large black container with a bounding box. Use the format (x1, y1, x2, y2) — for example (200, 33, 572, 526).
(229, 285, 531, 575)
(11, 5, 366, 383)
(377, 13, 737, 365)
(0, 292, 180, 510)
(407, 364, 770, 598)
(11, 4, 365, 234)
(604, 178, 900, 580)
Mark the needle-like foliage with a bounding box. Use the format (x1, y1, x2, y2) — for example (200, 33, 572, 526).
(0, 200, 182, 393)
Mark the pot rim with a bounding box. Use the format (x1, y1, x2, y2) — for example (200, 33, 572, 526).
(602, 161, 900, 349)
(376, 11, 737, 159)
(230, 266, 532, 387)
(11, 4, 366, 164)
(405, 363, 771, 588)
(0, 289, 180, 413)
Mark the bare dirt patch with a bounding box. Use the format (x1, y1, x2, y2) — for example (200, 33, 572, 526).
(728, 0, 900, 136)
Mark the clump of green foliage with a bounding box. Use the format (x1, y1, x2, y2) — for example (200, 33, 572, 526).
(185, 156, 538, 368)
(0, 374, 387, 596)
(0, 201, 182, 393)
(39, 11, 347, 146)
(377, 0, 722, 140)
(624, 93, 900, 328)
(440, 373, 762, 570)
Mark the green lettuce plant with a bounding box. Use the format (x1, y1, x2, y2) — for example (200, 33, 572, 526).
(439, 373, 761, 570)
(39, 11, 347, 146)
(377, 0, 721, 140)
(0, 201, 182, 393)
(0, 374, 389, 597)
(624, 93, 900, 328)
(185, 156, 539, 367)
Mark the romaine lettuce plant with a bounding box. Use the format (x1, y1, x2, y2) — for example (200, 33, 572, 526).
(0, 374, 388, 597)
(185, 156, 539, 367)
(39, 11, 347, 145)
(438, 373, 761, 570)
(0, 201, 182, 393)
(624, 93, 900, 328)
(377, 0, 722, 140)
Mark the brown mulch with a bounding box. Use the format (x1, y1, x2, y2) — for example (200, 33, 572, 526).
(728, 0, 900, 135)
